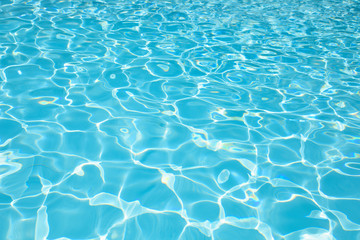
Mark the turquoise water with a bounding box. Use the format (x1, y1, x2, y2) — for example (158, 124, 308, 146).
(0, 0, 360, 239)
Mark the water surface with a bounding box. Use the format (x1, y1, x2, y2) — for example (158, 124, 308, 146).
(0, 0, 360, 239)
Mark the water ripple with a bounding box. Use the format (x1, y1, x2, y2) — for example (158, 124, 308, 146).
(0, 0, 360, 239)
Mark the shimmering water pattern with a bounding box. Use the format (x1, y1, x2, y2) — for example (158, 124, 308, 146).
(1, 0, 360, 239)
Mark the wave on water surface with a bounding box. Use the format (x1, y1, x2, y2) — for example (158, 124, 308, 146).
(0, 0, 360, 239)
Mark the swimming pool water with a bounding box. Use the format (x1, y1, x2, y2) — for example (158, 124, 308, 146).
(0, 0, 360, 239)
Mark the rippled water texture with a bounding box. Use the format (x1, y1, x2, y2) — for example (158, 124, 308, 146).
(1, 0, 360, 239)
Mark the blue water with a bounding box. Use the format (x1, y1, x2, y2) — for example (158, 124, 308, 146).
(1, 0, 360, 239)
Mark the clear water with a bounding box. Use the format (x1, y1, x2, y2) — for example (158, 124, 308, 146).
(0, 0, 360, 239)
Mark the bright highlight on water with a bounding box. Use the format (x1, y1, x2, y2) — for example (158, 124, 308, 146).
(0, 0, 360, 239)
